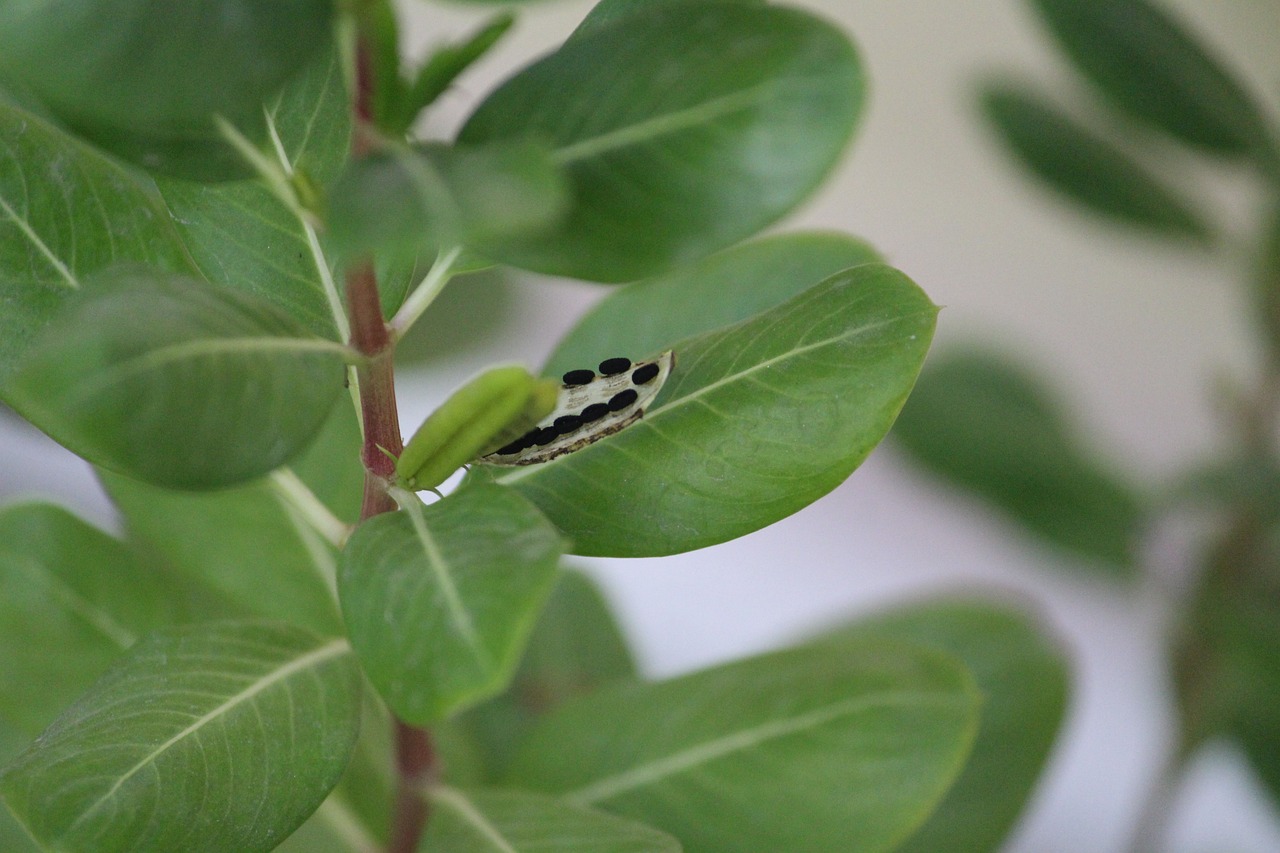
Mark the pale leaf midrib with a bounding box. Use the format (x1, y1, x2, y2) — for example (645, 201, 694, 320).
(14, 556, 136, 649)
(570, 690, 959, 805)
(403, 503, 488, 667)
(553, 84, 771, 165)
(0, 192, 79, 290)
(431, 787, 519, 853)
(64, 637, 351, 837)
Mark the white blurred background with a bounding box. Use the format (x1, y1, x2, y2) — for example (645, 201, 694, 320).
(4, 1, 1280, 851)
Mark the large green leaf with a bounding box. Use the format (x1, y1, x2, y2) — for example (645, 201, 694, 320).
(459, 1, 863, 282)
(979, 83, 1212, 242)
(0, 0, 335, 180)
(155, 43, 352, 341)
(0, 102, 192, 387)
(100, 469, 346, 637)
(460, 568, 637, 779)
(5, 267, 349, 490)
(339, 484, 565, 725)
(0, 621, 360, 853)
(421, 787, 681, 852)
(326, 140, 568, 270)
(546, 231, 880, 377)
(0, 503, 182, 736)
(892, 349, 1145, 572)
(568, 0, 765, 43)
(489, 263, 937, 556)
(1027, 0, 1280, 170)
(506, 640, 979, 853)
(828, 598, 1070, 853)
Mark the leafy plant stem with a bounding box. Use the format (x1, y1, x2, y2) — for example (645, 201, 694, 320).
(389, 246, 462, 340)
(346, 259, 402, 519)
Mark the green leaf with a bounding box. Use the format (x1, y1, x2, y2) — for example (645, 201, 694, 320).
(0, 621, 360, 853)
(0, 503, 183, 736)
(327, 140, 568, 269)
(339, 484, 565, 725)
(1027, 0, 1280, 169)
(569, 0, 765, 42)
(155, 43, 352, 341)
(491, 264, 936, 557)
(99, 468, 346, 637)
(506, 640, 979, 853)
(388, 13, 515, 136)
(892, 349, 1145, 572)
(421, 787, 681, 853)
(0, 102, 192, 387)
(460, 569, 637, 779)
(980, 83, 1212, 242)
(826, 599, 1070, 853)
(0, 0, 335, 180)
(5, 267, 349, 490)
(459, 1, 863, 282)
(277, 692, 392, 852)
(545, 231, 880, 377)
(1174, 528, 1280, 806)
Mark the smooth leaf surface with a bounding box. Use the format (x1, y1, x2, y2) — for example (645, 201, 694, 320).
(506, 640, 979, 853)
(1028, 0, 1280, 168)
(156, 44, 352, 340)
(459, 1, 863, 282)
(461, 568, 637, 779)
(491, 264, 937, 556)
(421, 787, 681, 852)
(829, 598, 1070, 853)
(327, 140, 568, 269)
(569, 0, 765, 42)
(0, 0, 334, 179)
(0, 102, 192, 387)
(6, 267, 348, 489)
(100, 468, 345, 637)
(0, 503, 181, 735)
(340, 484, 565, 724)
(892, 349, 1145, 572)
(0, 621, 360, 853)
(545, 231, 880, 376)
(980, 83, 1212, 242)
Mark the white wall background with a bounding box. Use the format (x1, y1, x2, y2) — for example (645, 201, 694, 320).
(3, 1, 1280, 851)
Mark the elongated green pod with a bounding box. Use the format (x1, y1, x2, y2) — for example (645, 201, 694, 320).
(477, 378, 560, 457)
(397, 365, 539, 491)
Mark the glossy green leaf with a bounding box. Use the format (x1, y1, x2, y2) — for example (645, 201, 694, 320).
(1027, 0, 1280, 169)
(100, 469, 345, 637)
(156, 44, 352, 341)
(506, 640, 979, 853)
(545, 231, 880, 377)
(0, 503, 182, 736)
(0, 102, 192, 387)
(5, 267, 349, 490)
(828, 598, 1070, 853)
(459, 2, 863, 282)
(461, 569, 637, 779)
(0, 0, 335, 179)
(980, 83, 1212, 242)
(421, 787, 681, 853)
(0, 621, 360, 853)
(892, 349, 1145, 572)
(491, 264, 936, 556)
(327, 140, 568, 269)
(339, 484, 565, 725)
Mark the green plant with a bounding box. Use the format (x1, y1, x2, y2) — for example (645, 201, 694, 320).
(0, 1, 1068, 851)
(894, 0, 1280, 849)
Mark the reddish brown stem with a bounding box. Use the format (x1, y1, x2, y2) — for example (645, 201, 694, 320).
(388, 723, 437, 853)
